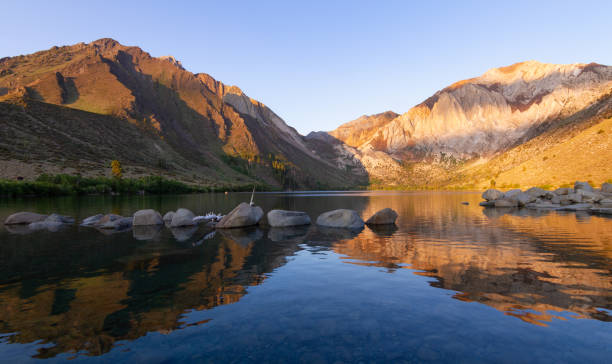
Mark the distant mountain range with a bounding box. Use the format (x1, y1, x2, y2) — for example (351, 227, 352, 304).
(310, 60, 612, 188)
(1, 39, 611, 189)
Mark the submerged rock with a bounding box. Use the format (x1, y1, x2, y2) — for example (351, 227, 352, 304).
(365, 208, 398, 225)
(4, 212, 47, 225)
(316, 209, 364, 229)
(267, 210, 311, 227)
(170, 208, 196, 227)
(216, 203, 264, 229)
(46, 213, 75, 224)
(133, 209, 163, 226)
(479, 201, 495, 207)
(81, 214, 104, 226)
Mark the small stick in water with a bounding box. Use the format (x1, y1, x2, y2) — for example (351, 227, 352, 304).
(249, 186, 255, 206)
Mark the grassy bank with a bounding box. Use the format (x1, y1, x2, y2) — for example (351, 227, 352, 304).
(0, 174, 268, 197)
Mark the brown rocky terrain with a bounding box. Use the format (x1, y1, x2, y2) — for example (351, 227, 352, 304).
(0, 38, 366, 189)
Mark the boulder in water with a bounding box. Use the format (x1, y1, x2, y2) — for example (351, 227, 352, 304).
(365, 208, 398, 225)
(133, 209, 163, 226)
(482, 189, 504, 201)
(170, 208, 196, 227)
(217, 203, 264, 229)
(4, 212, 47, 225)
(267, 210, 311, 227)
(316, 209, 364, 229)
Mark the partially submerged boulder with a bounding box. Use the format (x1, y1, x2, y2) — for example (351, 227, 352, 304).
(163, 211, 175, 223)
(574, 181, 594, 192)
(526, 187, 547, 198)
(4, 212, 47, 225)
(216, 203, 264, 229)
(316, 209, 364, 229)
(482, 189, 504, 201)
(267, 210, 311, 227)
(81, 214, 104, 226)
(133, 209, 163, 226)
(554, 188, 572, 195)
(365, 208, 398, 225)
(97, 214, 132, 230)
(170, 208, 196, 227)
(46, 213, 75, 224)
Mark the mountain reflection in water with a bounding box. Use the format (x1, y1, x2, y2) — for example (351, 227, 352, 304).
(0, 191, 611, 360)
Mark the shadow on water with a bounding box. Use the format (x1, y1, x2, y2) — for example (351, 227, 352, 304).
(0, 192, 611, 359)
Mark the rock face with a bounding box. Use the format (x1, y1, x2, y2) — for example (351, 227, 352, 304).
(365, 208, 398, 225)
(316, 209, 364, 229)
(133, 209, 163, 226)
(216, 203, 264, 229)
(601, 183, 612, 193)
(4, 212, 47, 225)
(170, 208, 196, 227)
(266, 210, 311, 227)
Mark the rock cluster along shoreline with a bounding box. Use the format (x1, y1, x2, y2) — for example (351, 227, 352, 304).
(480, 181, 612, 214)
(3, 204, 399, 237)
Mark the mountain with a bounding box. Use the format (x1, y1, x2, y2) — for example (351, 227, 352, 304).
(319, 61, 612, 188)
(0, 38, 365, 189)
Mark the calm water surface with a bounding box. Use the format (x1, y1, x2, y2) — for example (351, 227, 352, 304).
(0, 191, 611, 363)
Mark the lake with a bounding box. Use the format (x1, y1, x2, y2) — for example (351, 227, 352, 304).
(0, 191, 611, 363)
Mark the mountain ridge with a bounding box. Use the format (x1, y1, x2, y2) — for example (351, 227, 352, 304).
(0, 38, 365, 189)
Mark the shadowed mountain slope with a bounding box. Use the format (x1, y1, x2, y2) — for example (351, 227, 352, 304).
(0, 38, 366, 189)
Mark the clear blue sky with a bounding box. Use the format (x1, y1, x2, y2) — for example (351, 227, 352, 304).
(2, 0, 611, 134)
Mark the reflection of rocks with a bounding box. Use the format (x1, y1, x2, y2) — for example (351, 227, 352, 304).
(170, 226, 199, 242)
(5, 224, 37, 234)
(268, 225, 310, 242)
(218, 227, 264, 246)
(367, 224, 398, 237)
(133, 225, 162, 240)
(314, 226, 363, 242)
